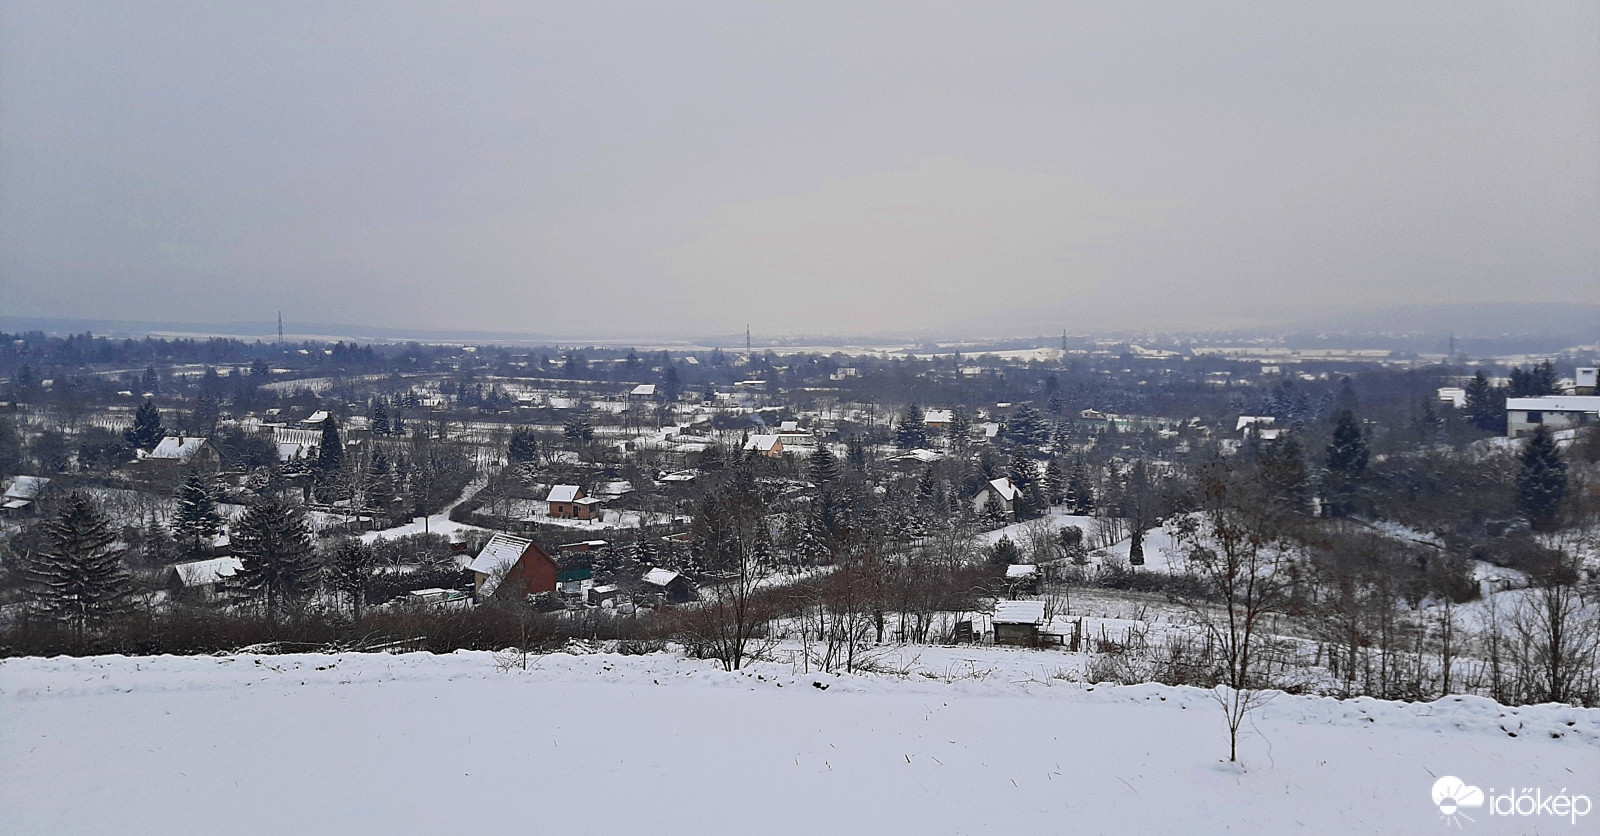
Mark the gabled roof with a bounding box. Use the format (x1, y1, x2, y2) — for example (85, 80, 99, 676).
(172, 557, 242, 588)
(987, 477, 1019, 501)
(546, 485, 583, 503)
(1236, 416, 1275, 431)
(1005, 564, 1038, 579)
(994, 600, 1047, 625)
(778, 420, 800, 433)
(923, 409, 954, 424)
(745, 434, 782, 451)
(147, 436, 211, 461)
(3, 475, 49, 500)
(643, 567, 682, 587)
(469, 533, 534, 578)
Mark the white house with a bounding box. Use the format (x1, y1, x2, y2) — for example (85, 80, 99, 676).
(1505, 396, 1600, 438)
(973, 477, 1020, 518)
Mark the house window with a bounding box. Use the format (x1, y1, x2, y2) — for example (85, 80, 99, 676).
(1526, 411, 1542, 424)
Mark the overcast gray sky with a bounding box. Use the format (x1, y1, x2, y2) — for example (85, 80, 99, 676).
(2, 1, 1596, 339)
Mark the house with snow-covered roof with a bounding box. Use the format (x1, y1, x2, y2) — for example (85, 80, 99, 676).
(1, 475, 50, 516)
(641, 567, 694, 603)
(744, 434, 784, 458)
(547, 485, 602, 520)
(972, 477, 1019, 519)
(469, 533, 559, 601)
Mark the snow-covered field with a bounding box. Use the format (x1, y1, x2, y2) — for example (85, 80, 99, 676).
(3, 648, 1595, 834)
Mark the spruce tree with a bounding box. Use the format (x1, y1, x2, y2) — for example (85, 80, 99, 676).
(1258, 435, 1311, 514)
(1324, 409, 1368, 516)
(1326, 410, 1368, 475)
(1463, 371, 1505, 433)
(948, 406, 972, 448)
(124, 399, 165, 451)
(807, 445, 840, 486)
(1043, 456, 1065, 505)
(1067, 458, 1095, 514)
(316, 418, 343, 473)
(846, 435, 867, 471)
(895, 404, 929, 449)
(371, 401, 390, 436)
(230, 496, 319, 621)
(23, 492, 133, 638)
(508, 427, 539, 464)
(1516, 425, 1567, 531)
(172, 472, 222, 556)
(324, 538, 376, 624)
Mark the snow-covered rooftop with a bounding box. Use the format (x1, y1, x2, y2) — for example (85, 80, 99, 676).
(1505, 396, 1600, 413)
(172, 557, 242, 588)
(147, 436, 209, 461)
(3, 475, 49, 500)
(468, 533, 534, 588)
(630, 384, 657, 396)
(546, 485, 582, 503)
(993, 600, 1047, 625)
(643, 568, 681, 587)
(988, 477, 1019, 501)
(1004, 564, 1038, 580)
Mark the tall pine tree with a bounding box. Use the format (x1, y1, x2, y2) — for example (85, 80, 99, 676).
(1516, 425, 1567, 531)
(1323, 409, 1368, 517)
(316, 418, 343, 473)
(124, 399, 165, 451)
(895, 404, 929, 449)
(172, 472, 222, 556)
(230, 496, 319, 621)
(23, 492, 133, 638)
(1462, 371, 1506, 433)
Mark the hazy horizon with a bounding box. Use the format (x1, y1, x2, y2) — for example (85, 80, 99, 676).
(3, 2, 1597, 338)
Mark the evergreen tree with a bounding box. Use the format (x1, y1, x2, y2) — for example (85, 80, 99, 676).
(1326, 409, 1369, 476)
(562, 416, 594, 444)
(1005, 405, 1049, 446)
(895, 404, 929, 449)
(124, 399, 165, 451)
(316, 418, 343, 473)
(1509, 361, 1559, 398)
(1516, 425, 1567, 531)
(171, 472, 222, 556)
(1324, 409, 1369, 516)
(22, 492, 133, 637)
(989, 535, 1022, 568)
(1067, 458, 1095, 514)
(324, 538, 376, 624)
(1043, 456, 1065, 505)
(508, 427, 539, 464)
(846, 435, 867, 471)
(231, 496, 319, 620)
(948, 406, 972, 448)
(1463, 371, 1506, 433)
(371, 401, 390, 436)
(0, 417, 23, 478)
(807, 445, 840, 486)
(1258, 434, 1311, 515)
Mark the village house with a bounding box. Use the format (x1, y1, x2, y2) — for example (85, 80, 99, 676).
(744, 434, 784, 458)
(164, 556, 243, 600)
(469, 533, 560, 601)
(992, 600, 1048, 646)
(1, 475, 50, 517)
(641, 567, 695, 603)
(923, 409, 954, 429)
(1505, 396, 1600, 438)
(972, 477, 1019, 518)
(547, 485, 602, 520)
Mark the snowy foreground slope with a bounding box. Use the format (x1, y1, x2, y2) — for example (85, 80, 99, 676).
(3, 649, 1596, 835)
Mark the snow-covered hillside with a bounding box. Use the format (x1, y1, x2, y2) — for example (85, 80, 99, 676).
(3, 648, 1595, 834)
